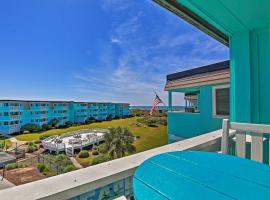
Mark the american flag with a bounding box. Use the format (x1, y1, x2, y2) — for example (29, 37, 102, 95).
(150, 93, 163, 115)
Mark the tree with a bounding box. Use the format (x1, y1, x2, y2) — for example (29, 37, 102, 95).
(106, 114, 113, 120)
(65, 121, 73, 127)
(84, 117, 96, 124)
(104, 127, 136, 159)
(49, 119, 59, 127)
(42, 123, 52, 131)
(21, 124, 41, 133)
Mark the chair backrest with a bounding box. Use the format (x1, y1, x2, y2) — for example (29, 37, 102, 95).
(221, 119, 270, 164)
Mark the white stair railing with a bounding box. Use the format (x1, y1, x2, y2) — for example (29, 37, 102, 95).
(222, 119, 270, 163)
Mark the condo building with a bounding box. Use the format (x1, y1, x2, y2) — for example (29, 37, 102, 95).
(0, 100, 129, 135)
(166, 60, 229, 143)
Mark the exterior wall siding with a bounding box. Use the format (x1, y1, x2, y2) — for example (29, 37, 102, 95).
(168, 85, 224, 143)
(69, 176, 133, 200)
(0, 101, 130, 136)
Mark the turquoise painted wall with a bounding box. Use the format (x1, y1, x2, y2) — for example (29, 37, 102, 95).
(230, 26, 270, 124)
(168, 85, 223, 143)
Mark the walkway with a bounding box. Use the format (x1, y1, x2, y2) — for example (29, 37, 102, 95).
(9, 137, 27, 150)
(0, 175, 15, 190)
(70, 157, 83, 169)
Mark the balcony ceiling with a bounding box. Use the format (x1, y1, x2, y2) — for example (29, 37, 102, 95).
(154, 0, 270, 45)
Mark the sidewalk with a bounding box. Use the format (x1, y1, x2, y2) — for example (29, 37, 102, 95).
(0, 175, 15, 190)
(8, 137, 27, 150)
(70, 157, 83, 169)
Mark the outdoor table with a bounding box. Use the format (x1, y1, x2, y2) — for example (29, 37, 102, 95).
(133, 151, 270, 200)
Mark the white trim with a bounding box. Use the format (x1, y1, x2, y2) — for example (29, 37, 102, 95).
(212, 84, 230, 118)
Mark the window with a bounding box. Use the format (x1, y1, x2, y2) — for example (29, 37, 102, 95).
(184, 92, 200, 113)
(212, 85, 230, 117)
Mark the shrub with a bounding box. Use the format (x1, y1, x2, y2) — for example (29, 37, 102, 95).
(98, 143, 108, 154)
(58, 125, 66, 129)
(106, 114, 113, 121)
(37, 163, 46, 172)
(42, 167, 52, 176)
(92, 145, 98, 151)
(92, 150, 99, 156)
(48, 119, 59, 127)
(91, 155, 110, 165)
(27, 142, 38, 153)
(65, 121, 73, 127)
(42, 123, 52, 131)
(63, 165, 77, 173)
(39, 154, 73, 175)
(157, 118, 167, 126)
(145, 118, 158, 127)
(21, 124, 41, 133)
(34, 140, 41, 144)
(78, 150, 89, 158)
(18, 163, 28, 168)
(5, 163, 18, 170)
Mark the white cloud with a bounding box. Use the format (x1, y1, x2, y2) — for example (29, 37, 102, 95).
(74, 0, 229, 105)
(110, 37, 121, 44)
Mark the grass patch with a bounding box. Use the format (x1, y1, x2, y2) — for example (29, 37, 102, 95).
(17, 117, 168, 167)
(15, 117, 167, 152)
(76, 155, 97, 167)
(0, 139, 11, 149)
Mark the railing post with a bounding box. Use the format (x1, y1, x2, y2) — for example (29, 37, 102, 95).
(168, 91, 172, 111)
(221, 119, 230, 154)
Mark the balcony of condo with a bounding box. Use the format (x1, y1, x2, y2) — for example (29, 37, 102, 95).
(166, 60, 230, 143)
(1, 0, 270, 199)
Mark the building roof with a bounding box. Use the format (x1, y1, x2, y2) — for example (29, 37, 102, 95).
(167, 60, 229, 81)
(0, 99, 129, 105)
(153, 0, 229, 46)
(154, 0, 270, 47)
(165, 60, 230, 91)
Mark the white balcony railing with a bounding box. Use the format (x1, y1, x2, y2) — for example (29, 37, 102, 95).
(10, 106, 19, 111)
(10, 115, 19, 120)
(222, 119, 270, 164)
(9, 124, 19, 129)
(0, 129, 226, 200)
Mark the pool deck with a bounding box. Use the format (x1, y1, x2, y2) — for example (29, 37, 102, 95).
(42, 129, 108, 156)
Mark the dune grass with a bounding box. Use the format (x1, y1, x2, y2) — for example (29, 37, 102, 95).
(15, 117, 168, 153)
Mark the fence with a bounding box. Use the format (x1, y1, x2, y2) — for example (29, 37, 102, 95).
(17, 153, 74, 175)
(38, 153, 74, 174)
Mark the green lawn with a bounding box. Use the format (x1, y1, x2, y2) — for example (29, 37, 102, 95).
(16, 117, 168, 153)
(0, 138, 12, 149)
(76, 155, 98, 167)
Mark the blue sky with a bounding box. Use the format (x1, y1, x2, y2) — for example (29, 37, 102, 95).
(0, 0, 229, 106)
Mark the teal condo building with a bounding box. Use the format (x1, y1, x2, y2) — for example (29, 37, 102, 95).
(0, 100, 129, 136)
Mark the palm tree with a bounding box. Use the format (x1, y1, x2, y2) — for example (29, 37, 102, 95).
(104, 127, 136, 159)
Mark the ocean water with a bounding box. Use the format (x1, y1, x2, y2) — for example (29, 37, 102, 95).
(130, 106, 184, 111)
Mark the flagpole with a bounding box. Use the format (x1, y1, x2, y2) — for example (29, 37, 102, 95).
(154, 92, 165, 109)
(155, 92, 165, 106)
